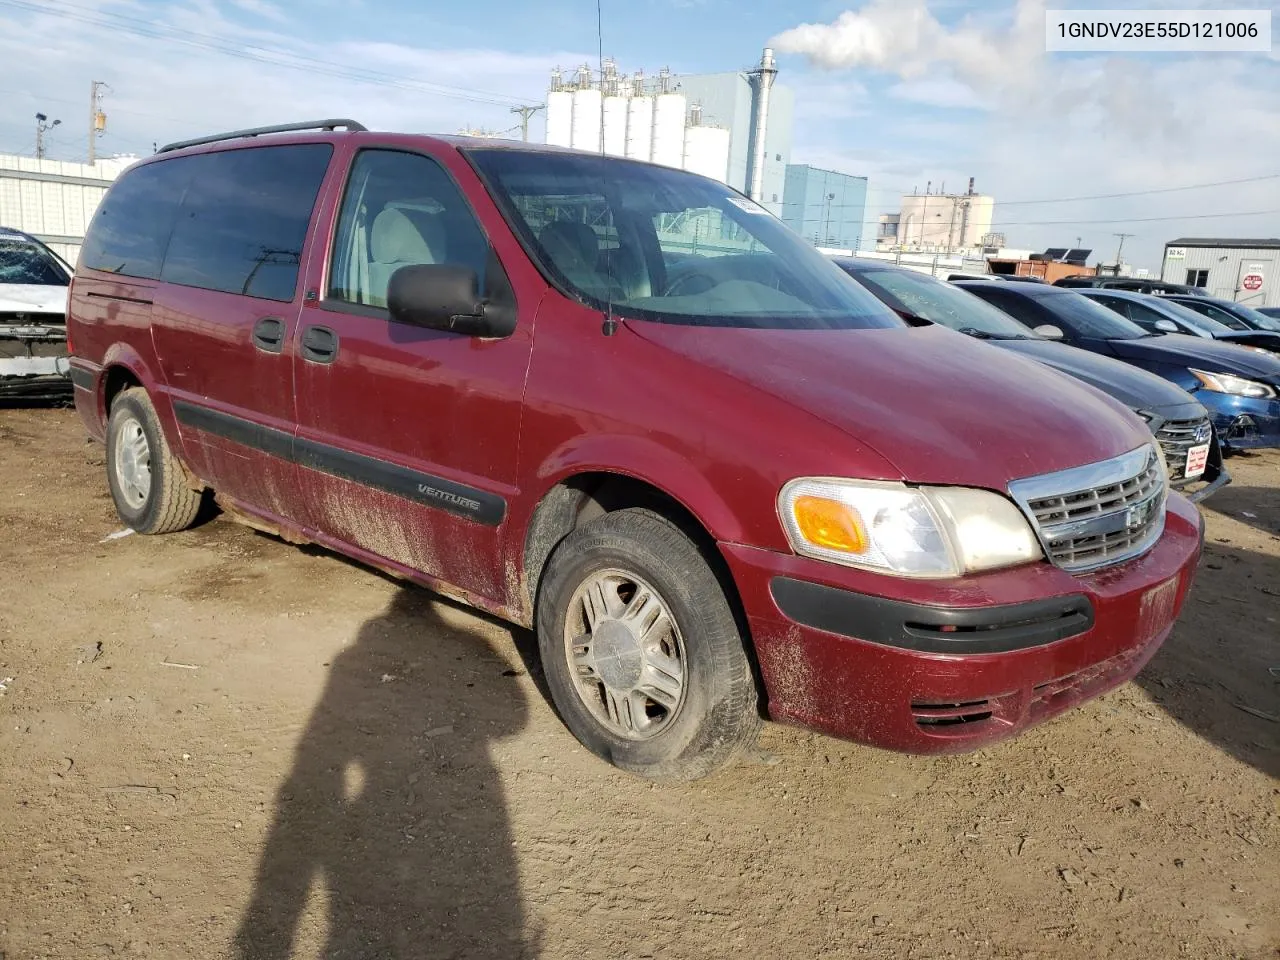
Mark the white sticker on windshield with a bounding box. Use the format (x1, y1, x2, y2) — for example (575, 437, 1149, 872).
(726, 196, 769, 215)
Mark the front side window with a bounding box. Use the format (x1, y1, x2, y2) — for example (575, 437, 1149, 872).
(1178, 299, 1250, 331)
(1160, 300, 1233, 335)
(1123, 299, 1173, 331)
(0, 237, 69, 286)
(967, 288, 1049, 330)
(161, 144, 332, 302)
(81, 158, 194, 279)
(328, 150, 491, 310)
(1035, 291, 1148, 340)
(467, 149, 898, 330)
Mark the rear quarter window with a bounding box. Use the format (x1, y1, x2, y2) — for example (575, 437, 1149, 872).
(80, 158, 193, 279)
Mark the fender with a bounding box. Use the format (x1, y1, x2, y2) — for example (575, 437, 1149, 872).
(531, 431, 754, 546)
(98, 343, 182, 450)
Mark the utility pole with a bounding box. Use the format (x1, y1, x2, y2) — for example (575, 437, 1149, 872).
(35, 113, 60, 159)
(1112, 232, 1134, 276)
(510, 104, 544, 142)
(88, 81, 110, 164)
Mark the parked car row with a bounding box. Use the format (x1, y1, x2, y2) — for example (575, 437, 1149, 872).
(831, 260, 1230, 500)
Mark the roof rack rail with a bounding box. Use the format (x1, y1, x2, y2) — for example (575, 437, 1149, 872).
(158, 119, 367, 154)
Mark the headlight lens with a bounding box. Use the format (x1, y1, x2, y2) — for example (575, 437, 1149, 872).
(779, 479, 1042, 578)
(1189, 368, 1277, 399)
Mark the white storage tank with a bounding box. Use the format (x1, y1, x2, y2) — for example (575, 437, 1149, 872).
(602, 95, 628, 157)
(625, 96, 654, 161)
(682, 125, 731, 184)
(651, 93, 687, 169)
(545, 90, 574, 148)
(570, 88, 603, 152)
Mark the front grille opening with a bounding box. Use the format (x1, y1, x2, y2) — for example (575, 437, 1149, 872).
(1156, 417, 1211, 482)
(911, 699, 994, 727)
(1016, 447, 1166, 573)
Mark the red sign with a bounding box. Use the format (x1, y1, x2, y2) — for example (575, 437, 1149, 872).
(1243, 273, 1264, 291)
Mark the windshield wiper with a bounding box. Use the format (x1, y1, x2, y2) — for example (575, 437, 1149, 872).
(958, 327, 1019, 340)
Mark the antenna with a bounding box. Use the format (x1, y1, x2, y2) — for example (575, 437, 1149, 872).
(596, 0, 605, 155)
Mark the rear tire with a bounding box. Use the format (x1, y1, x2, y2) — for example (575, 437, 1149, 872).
(536, 508, 760, 781)
(106, 387, 201, 535)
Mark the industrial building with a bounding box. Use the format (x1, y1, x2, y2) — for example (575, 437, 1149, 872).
(1160, 238, 1278, 307)
(780, 165, 867, 250)
(875, 181, 995, 255)
(543, 49, 793, 214)
(0, 152, 132, 262)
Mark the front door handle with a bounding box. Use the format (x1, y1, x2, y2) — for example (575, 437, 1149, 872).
(252, 316, 286, 354)
(301, 325, 339, 364)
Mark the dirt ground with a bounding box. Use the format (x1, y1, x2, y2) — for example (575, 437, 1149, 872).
(0, 407, 1276, 960)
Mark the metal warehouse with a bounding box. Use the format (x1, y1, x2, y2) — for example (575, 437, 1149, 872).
(1159, 237, 1279, 308)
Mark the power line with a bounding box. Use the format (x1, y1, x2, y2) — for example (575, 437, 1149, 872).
(996, 173, 1280, 206)
(0, 0, 539, 108)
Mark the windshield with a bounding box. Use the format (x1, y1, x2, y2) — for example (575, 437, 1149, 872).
(841, 264, 1034, 339)
(1037, 290, 1149, 340)
(467, 149, 901, 330)
(1227, 301, 1280, 332)
(0, 238, 69, 286)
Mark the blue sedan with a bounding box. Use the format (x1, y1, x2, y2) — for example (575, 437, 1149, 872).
(1078, 288, 1280, 356)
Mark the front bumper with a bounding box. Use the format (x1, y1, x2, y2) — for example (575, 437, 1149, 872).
(1200, 394, 1280, 451)
(722, 493, 1204, 754)
(1, 326, 71, 398)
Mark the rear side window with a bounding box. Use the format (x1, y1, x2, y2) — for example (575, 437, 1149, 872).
(162, 144, 332, 302)
(80, 158, 193, 279)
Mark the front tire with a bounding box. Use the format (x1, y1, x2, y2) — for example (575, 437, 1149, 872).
(105, 388, 201, 535)
(536, 508, 760, 781)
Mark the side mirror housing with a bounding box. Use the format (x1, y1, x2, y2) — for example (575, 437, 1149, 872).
(1154, 318, 1179, 333)
(387, 264, 515, 338)
(1033, 324, 1065, 340)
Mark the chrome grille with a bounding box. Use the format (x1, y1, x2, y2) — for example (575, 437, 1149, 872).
(1155, 416, 1212, 483)
(1009, 445, 1167, 574)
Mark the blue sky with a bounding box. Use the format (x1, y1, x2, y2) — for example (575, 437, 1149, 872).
(1, 0, 1277, 270)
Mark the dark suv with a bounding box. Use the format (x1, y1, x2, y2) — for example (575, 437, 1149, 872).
(67, 121, 1203, 779)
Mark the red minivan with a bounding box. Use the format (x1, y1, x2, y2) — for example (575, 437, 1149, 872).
(67, 120, 1203, 780)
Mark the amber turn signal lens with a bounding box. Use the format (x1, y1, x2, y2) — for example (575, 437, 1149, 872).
(792, 495, 869, 554)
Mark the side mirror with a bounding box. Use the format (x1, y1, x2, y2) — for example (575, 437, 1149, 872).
(387, 264, 514, 338)
(1033, 324, 1065, 340)
(1154, 318, 1178, 333)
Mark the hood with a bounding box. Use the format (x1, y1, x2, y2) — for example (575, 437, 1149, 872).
(0, 283, 68, 316)
(628, 321, 1151, 490)
(1217, 331, 1280, 354)
(995, 339, 1200, 413)
(1106, 333, 1280, 382)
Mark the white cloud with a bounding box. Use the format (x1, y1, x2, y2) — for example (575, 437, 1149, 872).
(0, 1, 585, 159)
(226, 0, 290, 23)
(775, 0, 1280, 267)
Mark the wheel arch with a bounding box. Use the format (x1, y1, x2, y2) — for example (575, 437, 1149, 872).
(520, 469, 764, 709)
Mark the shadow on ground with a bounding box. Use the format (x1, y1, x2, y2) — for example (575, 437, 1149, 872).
(232, 588, 539, 959)
(1136, 541, 1280, 780)
(1201, 482, 1280, 539)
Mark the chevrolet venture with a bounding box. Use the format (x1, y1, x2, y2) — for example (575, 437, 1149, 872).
(68, 121, 1204, 780)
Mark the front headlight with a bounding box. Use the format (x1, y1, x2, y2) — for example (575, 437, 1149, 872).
(778, 478, 1043, 578)
(1189, 369, 1277, 400)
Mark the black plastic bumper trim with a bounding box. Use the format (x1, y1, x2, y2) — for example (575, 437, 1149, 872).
(172, 399, 505, 526)
(68, 366, 95, 391)
(770, 577, 1095, 654)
